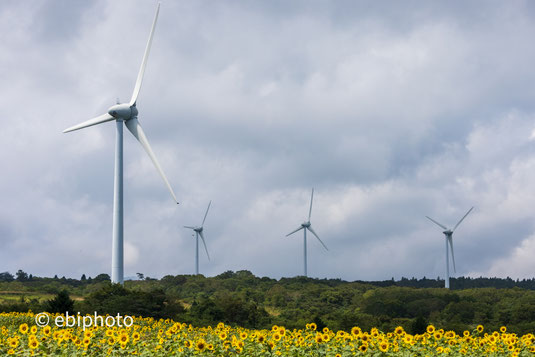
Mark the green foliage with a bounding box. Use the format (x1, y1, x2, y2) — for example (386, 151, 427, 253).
(46, 289, 74, 314)
(1, 271, 535, 334)
(80, 283, 184, 320)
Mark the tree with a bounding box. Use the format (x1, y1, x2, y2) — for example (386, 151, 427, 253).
(0, 272, 14, 282)
(81, 284, 184, 319)
(15, 270, 28, 282)
(411, 315, 428, 334)
(93, 274, 111, 282)
(137, 273, 144, 280)
(46, 290, 75, 314)
(81, 274, 87, 281)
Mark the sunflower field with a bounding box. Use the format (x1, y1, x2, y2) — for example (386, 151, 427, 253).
(0, 312, 534, 356)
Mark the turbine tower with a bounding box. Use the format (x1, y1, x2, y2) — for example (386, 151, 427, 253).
(184, 201, 211, 275)
(63, 3, 177, 285)
(426, 207, 473, 289)
(286, 188, 328, 277)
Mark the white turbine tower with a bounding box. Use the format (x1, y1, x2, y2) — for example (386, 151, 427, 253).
(426, 207, 473, 289)
(286, 188, 328, 277)
(184, 201, 211, 275)
(63, 3, 177, 285)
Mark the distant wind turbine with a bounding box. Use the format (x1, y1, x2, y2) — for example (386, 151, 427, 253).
(63, 3, 177, 285)
(286, 188, 328, 277)
(184, 201, 211, 275)
(426, 207, 474, 289)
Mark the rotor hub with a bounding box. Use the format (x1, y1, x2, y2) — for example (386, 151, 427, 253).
(108, 103, 134, 120)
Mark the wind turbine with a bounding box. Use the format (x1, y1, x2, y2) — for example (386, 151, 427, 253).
(63, 3, 177, 285)
(286, 188, 328, 277)
(184, 201, 211, 275)
(426, 207, 473, 289)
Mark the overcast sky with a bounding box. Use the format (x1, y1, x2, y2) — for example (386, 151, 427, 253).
(2, 0, 535, 281)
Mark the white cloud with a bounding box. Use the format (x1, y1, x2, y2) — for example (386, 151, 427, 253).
(2, 1, 535, 281)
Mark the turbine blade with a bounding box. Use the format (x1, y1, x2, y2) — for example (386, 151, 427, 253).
(63, 113, 114, 133)
(129, 3, 160, 106)
(452, 207, 474, 232)
(184, 226, 195, 229)
(448, 236, 456, 273)
(125, 117, 178, 203)
(286, 226, 303, 237)
(425, 216, 448, 230)
(307, 226, 328, 251)
(308, 188, 314, 221)
(199, 231, 210, 261)
(201, 201, 211, 227)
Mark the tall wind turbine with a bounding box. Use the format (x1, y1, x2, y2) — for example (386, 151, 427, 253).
(63, 3, 177, 285)
(426, 207, 473, 289)
(184, 201, 211, 275)
(286, 188, 328, 277)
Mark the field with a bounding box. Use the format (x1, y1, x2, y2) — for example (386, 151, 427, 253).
(0, 291, 84, 305)
(1, 312, 534, 356)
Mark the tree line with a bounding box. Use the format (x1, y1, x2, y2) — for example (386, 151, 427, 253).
(1, 270, 534, 334)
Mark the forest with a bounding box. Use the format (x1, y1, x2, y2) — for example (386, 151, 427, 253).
(1, 270, 534, 335)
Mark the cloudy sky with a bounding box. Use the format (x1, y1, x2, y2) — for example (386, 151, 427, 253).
(2, 0, 535, 281)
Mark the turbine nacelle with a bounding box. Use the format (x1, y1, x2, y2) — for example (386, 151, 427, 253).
(443, 230, 453, 236)
(108, 103, 137, 120)
(193, 226, 203, 233)
(302, 221, 311, 228)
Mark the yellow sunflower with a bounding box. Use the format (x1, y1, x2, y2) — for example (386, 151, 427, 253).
(19, 323, 29, 334)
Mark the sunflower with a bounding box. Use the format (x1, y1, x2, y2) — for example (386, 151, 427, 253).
(43, 325, 51, 336)
(195, 339, 206, 352)
(426, 325, 435, 334)
(240, 332, 248, 340)
(30, 325, 37, 334)
(395, 326, 404, 335)
(273, 332, 281, 341)
(118, 333, 129, 344)
(257, 334, 266, 343)
(379, 341, 389, 352)
(359, 344, 368, 352)
(500, 326, 507, 333)
(28, 339, 39, 349)
(309, 322, 317, 331)
(219, 332, 227, 340)
(19, 323, 29, 334)
(315, 334, 324, 343)
(476, 325, 484, 333)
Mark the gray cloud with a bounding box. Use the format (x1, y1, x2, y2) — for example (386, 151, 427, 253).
(1, 1, 535, 281)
